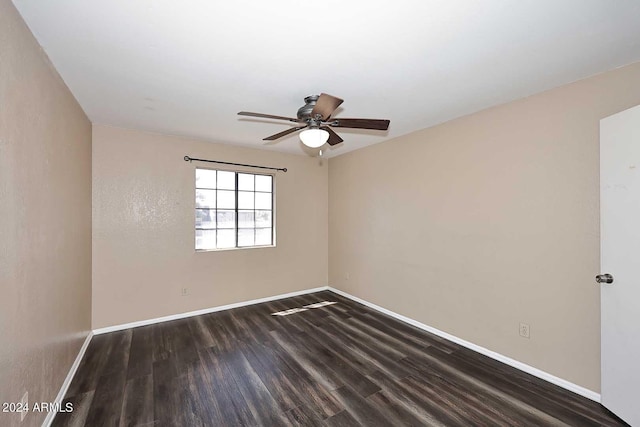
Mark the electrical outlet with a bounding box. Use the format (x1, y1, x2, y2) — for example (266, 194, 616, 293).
(345, 272, 350, 281)
(20, 391, 28, 422)
(519, 322, 530, 339)
(181, 287, 189, 296)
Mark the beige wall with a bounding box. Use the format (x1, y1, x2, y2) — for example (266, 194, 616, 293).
(329, 61, 640, 393)
(92, 125, 328, 328)
(0, 1, 92, 426)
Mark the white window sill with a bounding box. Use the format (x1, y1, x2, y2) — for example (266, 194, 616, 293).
(196, 244, 276, 253)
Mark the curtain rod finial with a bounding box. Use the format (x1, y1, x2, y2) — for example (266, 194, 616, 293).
(184, 156, 191, 162)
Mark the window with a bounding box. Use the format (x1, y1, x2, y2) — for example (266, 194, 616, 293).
(195, 168, 274, 250)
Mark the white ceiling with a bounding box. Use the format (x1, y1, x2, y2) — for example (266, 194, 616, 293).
(13, 0, 640, 157)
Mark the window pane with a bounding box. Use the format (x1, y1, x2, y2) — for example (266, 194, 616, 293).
(216, 210, 235, 229)
(196, 229, 216, 250)
(238, 210, 254, 228)
(238, 191, 254, 209)
(238, 173, 254, 191)
(195, 189, 216, 208)
(196, 169, 216, 189)
(255, 210, 272, 228)
(195, 170, 275, 251)
(217, 190, 235, 209)
(195, 209, 215, 229)
(217, 229, 235, 248)
(238, 228, 255, 247)
(255, 228, 272, 246)
(217, 171, 235, 190)
(255, 174, 272, 192)
(255, 192, 272, 210)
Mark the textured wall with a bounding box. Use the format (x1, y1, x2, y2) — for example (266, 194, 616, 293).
(0, 1, 92, 426)
(329, 61, 640, 393)
(92, 125, 328, 328)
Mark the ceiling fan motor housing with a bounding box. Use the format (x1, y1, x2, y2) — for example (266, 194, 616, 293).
(297, 95, 319, 120)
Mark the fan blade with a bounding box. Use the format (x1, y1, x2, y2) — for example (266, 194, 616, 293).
(311, 93, 344, 120)
(330, 118, 390, 130)
(263, 126, 307, 141)
(321, 126, 344, 146)
(238, 111, 301, 122)
(327, 119, 391, 130)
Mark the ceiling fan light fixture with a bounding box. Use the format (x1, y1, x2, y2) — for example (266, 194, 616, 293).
(299, 128, 329, 148)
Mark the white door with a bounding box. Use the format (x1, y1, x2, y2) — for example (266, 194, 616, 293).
(600, 104, 640, 426)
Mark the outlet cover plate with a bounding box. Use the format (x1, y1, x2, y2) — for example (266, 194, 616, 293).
(519, 322, 530, 339)
(20, 391, 28, 422)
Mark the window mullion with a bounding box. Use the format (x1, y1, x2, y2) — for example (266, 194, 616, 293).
(235, 172, 239, 248)
(271, 173, 274, 245)
(215, 171, 218, 249)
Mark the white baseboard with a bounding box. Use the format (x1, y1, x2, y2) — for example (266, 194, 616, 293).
(327, 286, 601, 403)
(43, 331, 94, 427)
(93, 286, 330, 335)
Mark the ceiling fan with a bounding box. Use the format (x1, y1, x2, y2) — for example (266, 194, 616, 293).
(238, 93, 390, 149)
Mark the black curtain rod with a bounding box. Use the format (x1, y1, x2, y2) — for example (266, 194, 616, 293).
(184, 156, 287, 172)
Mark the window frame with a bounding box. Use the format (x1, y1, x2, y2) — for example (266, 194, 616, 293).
(195, 166, 276, 252)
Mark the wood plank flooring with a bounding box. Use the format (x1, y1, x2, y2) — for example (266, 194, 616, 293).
(52, 291, 628, 426)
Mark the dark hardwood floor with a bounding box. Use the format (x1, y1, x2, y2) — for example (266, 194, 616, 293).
(53, 291, 627, 426)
